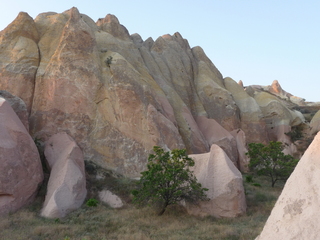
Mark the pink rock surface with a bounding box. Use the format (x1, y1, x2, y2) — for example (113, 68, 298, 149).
(196, 116, 238, 166)
(256, 131, 320, 240)
(230, 129, 250, 172)
(0, 98, 43, 215)
(187, 144, 246, 217)
(41, 132, 87, 218)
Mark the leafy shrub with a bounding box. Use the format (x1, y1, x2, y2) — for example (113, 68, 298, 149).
(105, 56, 113, 67)
(245, 175, 254, 183)
(246, 141, 299, 187)
(86, 198, 99, 207)
(132, 146, 208, 215)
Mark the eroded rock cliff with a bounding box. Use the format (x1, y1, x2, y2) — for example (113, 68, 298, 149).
(0, 7, 317, 178)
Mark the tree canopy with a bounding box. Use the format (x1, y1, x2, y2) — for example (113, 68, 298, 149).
(246, 141, 299, 187)
(132, 146, 208, 215)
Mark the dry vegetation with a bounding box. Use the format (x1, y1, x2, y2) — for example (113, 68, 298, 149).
(0, 172, 284, 240)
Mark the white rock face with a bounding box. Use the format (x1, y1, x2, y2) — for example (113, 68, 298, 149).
(186, 144, 246, 217)
(98, 190, 124, 208)
(0, 98, 43, 215)
(41, 132, 87, 218)
(256, 131, 320, 240)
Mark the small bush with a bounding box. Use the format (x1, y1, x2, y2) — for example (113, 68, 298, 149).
(245, 175, 254, 183)
(105, 56, 113, 67)
(86, 198, 98, 207)
(252, 183, 262, 187)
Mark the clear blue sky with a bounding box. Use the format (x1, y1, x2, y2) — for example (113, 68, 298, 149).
(1, 0, 319, 102)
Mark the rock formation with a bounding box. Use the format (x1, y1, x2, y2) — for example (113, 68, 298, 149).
(0, 90, 29, 131)
(256, 131, 320, 240)
(186, 145, 246, 218)
(0, 7, 318, 179)
(0, 97, 43, 215)
(41, 132, 87, 218)
(0, 12, 39, 113)
(224, 77, 268, 144)
(230, 129, 250, 172)
(310, 110, 320, 135)
(98, 190, 124, 208)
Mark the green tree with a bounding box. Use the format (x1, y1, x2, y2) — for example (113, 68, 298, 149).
(246, 141, 299, 187)
(132, 146, 208, 216)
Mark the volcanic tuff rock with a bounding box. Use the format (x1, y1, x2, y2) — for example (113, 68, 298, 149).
(256, 132, 320, 240)
(0, 90, 29, 131)
(0, 7, 317, 177)
(0, 97, 43, 215)
(41, 132, 87, 218)
(99, 189, 124, 208)
(187, 144, 246, 218)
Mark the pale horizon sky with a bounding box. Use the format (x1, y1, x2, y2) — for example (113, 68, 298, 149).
(1, 0, 319, 102)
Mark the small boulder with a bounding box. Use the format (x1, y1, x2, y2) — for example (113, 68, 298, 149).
(41, 132, 87, 218)
(256, 131, 320, 240)
(186, 144, 246, 218)
(0, 98, 43, 215)
(98, 190, 124, 208)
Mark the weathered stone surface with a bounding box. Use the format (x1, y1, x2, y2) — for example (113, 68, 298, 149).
(224, 77, 268, 144)
(186, 145, 246, 218)
(196, 116, 238, 166)
(310, 110, 320, 135)
(192, 48, 240, 131)
(230, 129, 250, 172)
(0, 90, 29, 131)
(256, 132, 320, 240)
(41, 132, 86, 218)
(0, 98, 43, 215)
(97, 14, 130, 41)
(98, 189, 124, 208)
(0, 12, 39, 112)
(254, 91, 305, 154)
(1, 7, 313, 180)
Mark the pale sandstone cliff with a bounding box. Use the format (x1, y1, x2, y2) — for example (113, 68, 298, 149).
(0, 7, 317, 178)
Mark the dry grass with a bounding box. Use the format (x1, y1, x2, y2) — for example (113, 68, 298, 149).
(0, 174, 283, 240)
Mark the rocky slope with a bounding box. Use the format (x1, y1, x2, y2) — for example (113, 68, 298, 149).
(0, 7, 319, 178)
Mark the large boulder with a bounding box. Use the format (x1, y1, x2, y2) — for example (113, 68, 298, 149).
(0, 98, 43, 215)
(186, 144, 246, 217)
(0, 90, 29, 131)
(256, 131, 320, 240)
(41, 132, 87, 218)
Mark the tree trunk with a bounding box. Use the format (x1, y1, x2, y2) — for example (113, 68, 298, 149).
(158, 202, 168, 216)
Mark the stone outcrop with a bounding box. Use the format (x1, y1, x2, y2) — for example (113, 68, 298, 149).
(253, 90, 305, 155)
(224, 77, 268, 144)
(0, 97, 43, 215)
(256, 131, 320, 240)
(41, 132, 87, 218)
(0, 7, 317, 178)
(310, 110, 320, 135)
(186, 145, 246, 217)
(98, 189, 124, 208)
(0, 12, 39, 112)
(230, 129, 250, 172)
(196, 116, 239, 166)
